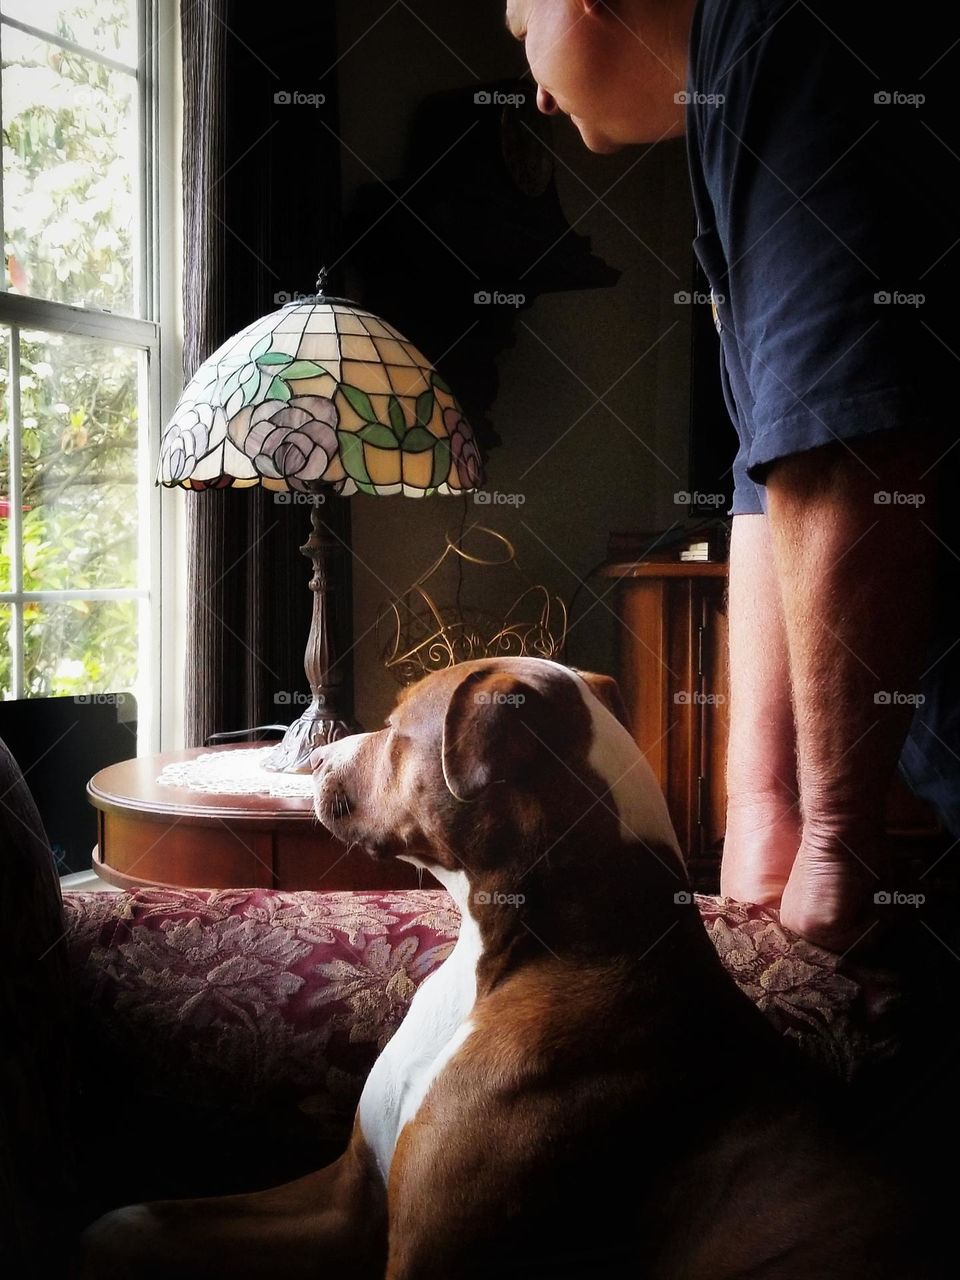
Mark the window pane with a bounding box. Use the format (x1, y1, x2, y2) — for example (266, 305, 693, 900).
(0, 0, 138, 64)
(0, 324, 10, 593)
(19, 328, 142, 590)
(0, 603, 12, 698)
(22, 597, 138, 696)
(2, 24, 138, 312)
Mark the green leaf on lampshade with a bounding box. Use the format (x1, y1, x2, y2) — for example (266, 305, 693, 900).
(268, 376, 292, 401)
(338, 430, 373, 483)
(250, 333, 272, 360)
(401, 426, 437, 453)
(257, 352, 292, 366)
(432, 372, 451, 394)
(358, 423, 400, 449)
(431, 436, 451, 487)
(282, 359, 327, 380)
(415, 388, 435, 427)
(341, 383, 377, 423)
(388, 395, 407, 438)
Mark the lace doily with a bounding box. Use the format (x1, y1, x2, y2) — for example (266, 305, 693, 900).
(157, 748, 315, 799)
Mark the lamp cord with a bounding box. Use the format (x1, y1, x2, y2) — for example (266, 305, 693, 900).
(206, 725, 290, 747)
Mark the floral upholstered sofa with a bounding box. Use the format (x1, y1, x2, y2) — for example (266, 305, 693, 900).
(0, 735, 948, 1276)
(63, 883, 901, 1138)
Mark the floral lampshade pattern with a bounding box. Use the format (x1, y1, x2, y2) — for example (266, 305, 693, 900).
(157, 301, 483, 496)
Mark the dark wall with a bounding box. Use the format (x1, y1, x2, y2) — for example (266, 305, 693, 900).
(332, 0, 697, 725)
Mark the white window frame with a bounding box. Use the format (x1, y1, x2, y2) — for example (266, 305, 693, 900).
(0, 0, 184, 755)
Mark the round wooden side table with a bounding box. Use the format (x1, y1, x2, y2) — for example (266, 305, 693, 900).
(87, 744, 419, 893)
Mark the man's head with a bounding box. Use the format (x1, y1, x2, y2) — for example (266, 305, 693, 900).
(505, 0, 696, 151)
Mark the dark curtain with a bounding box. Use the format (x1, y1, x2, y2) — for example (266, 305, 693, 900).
(180, 0, 345, 746)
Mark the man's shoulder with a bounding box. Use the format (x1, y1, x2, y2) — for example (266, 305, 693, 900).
(690, 0, 785, 86)
(693, 0, 929, 84)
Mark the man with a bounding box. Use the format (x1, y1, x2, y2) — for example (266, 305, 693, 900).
(506, 0, 960, 949)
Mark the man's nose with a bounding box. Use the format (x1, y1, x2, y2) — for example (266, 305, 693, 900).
(536, 84, 559, 115)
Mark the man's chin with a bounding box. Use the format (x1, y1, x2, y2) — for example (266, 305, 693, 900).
(571, 118, 623, 154)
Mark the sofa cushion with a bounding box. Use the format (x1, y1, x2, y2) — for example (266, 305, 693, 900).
(65, 887, 459, 1150)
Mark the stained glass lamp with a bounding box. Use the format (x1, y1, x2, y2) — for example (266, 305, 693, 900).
(158, 275, 484, 771)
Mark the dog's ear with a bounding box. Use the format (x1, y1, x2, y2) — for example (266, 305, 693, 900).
(572, 670, 632, 732)
(441, 668, 542, 802)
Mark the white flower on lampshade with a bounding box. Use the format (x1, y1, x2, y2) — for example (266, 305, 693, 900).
(159, 402, 228, 485)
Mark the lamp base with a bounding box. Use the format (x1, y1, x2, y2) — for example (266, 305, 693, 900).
(261, 699, 361, 773)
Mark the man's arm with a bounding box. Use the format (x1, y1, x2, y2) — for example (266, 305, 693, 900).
(721, 514, 801, 907)
(766, 430, 941, 950)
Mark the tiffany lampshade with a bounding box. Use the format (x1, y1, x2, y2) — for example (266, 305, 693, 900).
(158, 284, 484, 770)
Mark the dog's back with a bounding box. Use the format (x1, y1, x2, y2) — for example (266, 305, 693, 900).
(391, 981, 927, 1277)
(386, 873, 931, 1280)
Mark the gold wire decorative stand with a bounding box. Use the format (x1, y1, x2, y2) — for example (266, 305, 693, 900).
(378, 526, 568, 686)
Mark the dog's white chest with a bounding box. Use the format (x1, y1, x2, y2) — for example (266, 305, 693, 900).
(358, 867, 480, 1184)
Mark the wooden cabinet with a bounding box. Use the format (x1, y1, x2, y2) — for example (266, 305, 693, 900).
(603, 563, 728, 889)
(603, 560, 943, 891)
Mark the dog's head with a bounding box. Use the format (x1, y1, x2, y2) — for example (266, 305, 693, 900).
(311, 657, 681, 883)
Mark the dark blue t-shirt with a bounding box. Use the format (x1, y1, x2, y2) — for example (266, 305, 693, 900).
(686, 0, 960, 516)
(684, 0, 960, 830)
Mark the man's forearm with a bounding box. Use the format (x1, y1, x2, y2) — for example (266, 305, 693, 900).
(765, 431, 941, 848)
(725, 514, 798, 807)
(720, 514, 801, 905)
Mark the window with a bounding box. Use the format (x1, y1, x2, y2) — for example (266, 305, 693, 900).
(0, 0, 170, 749)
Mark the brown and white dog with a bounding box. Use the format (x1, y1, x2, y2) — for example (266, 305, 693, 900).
(77, 658, 931, 1279)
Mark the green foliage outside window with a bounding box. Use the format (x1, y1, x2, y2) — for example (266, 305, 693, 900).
(1, 0, 142, 699)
